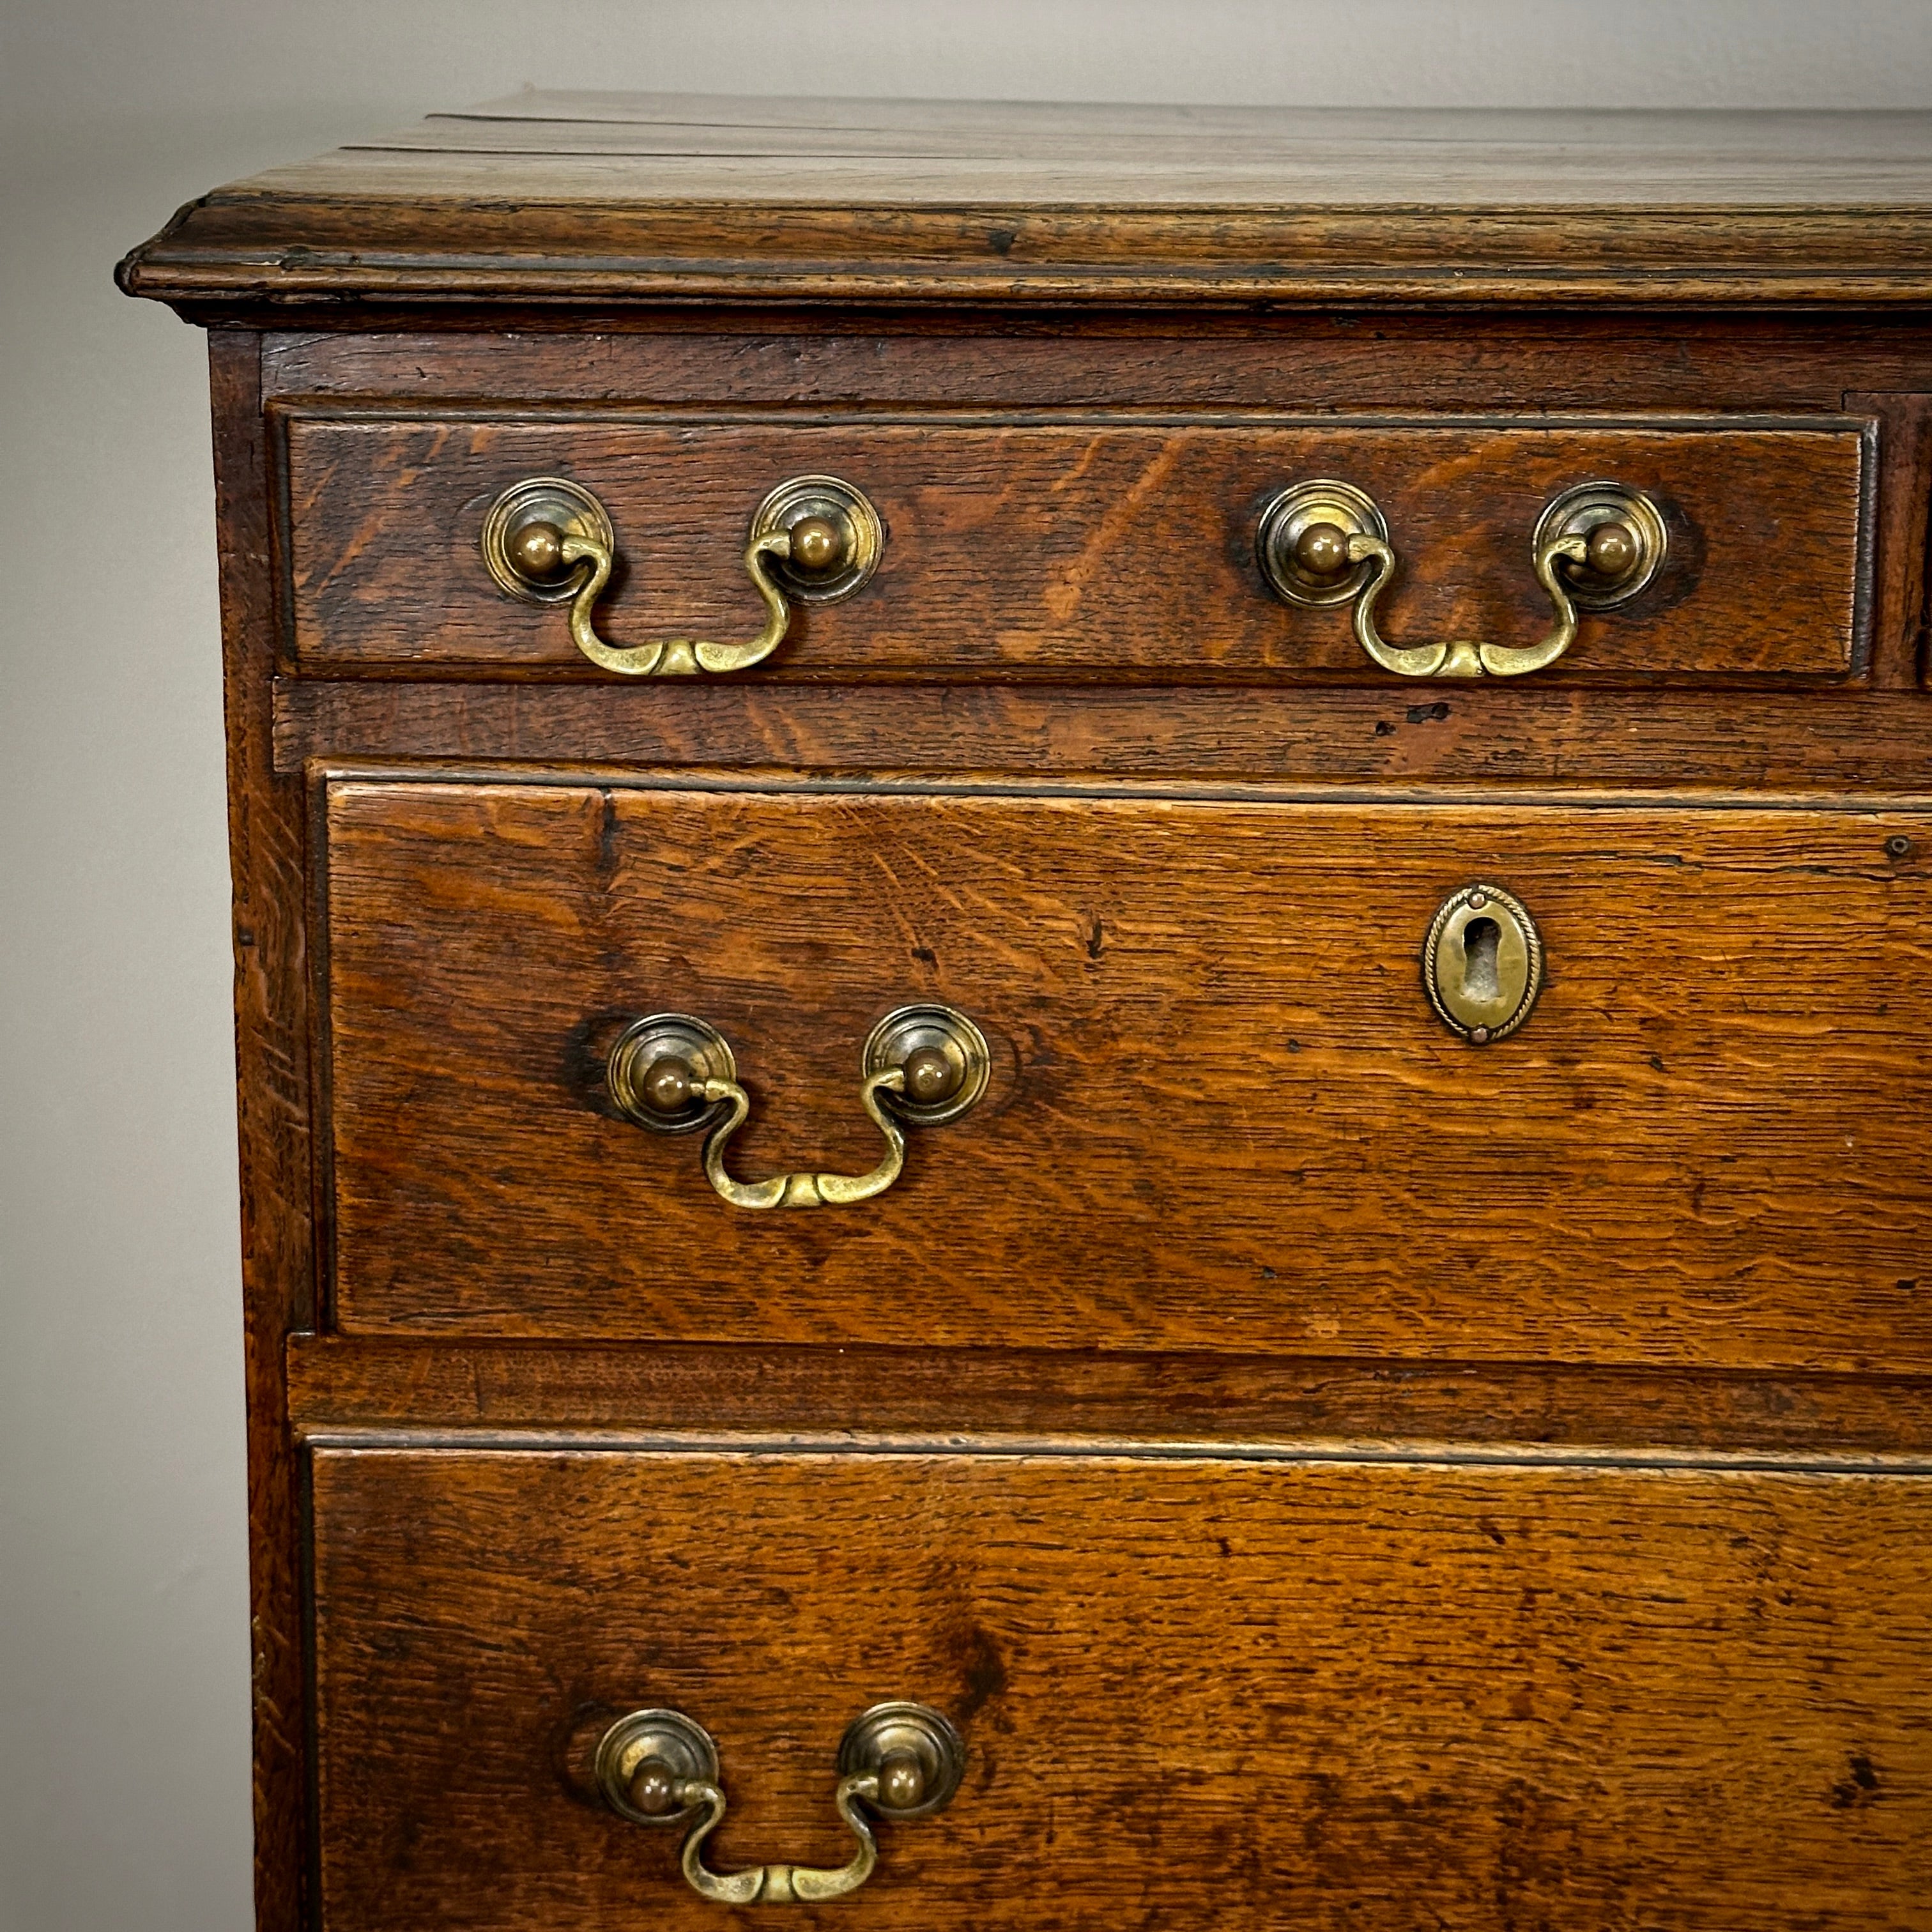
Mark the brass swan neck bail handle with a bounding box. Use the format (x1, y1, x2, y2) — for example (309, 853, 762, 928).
(606, 1005, 990, 1211)
(483, 473, 884, 677)
(595, 1703, 965, 1906)
(1258, 477, 1667, 680)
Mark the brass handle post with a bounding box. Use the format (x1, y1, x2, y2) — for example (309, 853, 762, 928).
(606, 1006, 989, 1212)
(1258, 477, 1667, 680)
(484, 474, 882, 677)
(595, 1703, 964, 1907)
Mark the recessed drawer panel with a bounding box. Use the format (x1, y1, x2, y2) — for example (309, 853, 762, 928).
(280, 412, 1871, 680)
(322, 781, 1932, 1370)
(310, 1445, 1932, 1931)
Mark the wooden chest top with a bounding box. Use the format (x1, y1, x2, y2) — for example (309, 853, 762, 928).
(119, 93, 1932, 312)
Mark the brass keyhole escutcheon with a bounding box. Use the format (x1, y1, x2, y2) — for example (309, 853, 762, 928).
(1423, 884, 1543, 1044)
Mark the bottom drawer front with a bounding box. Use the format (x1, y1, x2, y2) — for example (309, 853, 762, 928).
(312, 1448, 1929, 1929)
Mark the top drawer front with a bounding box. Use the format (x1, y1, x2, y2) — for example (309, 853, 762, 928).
(280, 413, 1869, 680)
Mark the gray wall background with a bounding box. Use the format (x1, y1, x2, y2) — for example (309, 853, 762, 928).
(3, 3, 1929, 1925)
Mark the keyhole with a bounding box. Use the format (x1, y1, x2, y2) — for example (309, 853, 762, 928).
(1462, 917, 1501, 1004)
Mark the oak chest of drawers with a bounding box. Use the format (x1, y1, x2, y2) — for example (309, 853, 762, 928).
(121, 96, 1932, 1929)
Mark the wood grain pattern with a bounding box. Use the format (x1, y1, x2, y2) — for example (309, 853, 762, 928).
(280, 412, 1867, 680)
(1849, 394, 1932, 690)
(310, 1445, 1932, 1930)
(116, 100, 1932, 314)
(275, 684, 1932, 791)
(257, 323, 1932, 694)
(209, 332, 314, 1932)
(286, 1335, 1932, 1461)
(262, 318, 1932, 420)
(323, 781, 1932, 1370)
(360, 96, 1932, 197)
(130, 210, 1932, 318)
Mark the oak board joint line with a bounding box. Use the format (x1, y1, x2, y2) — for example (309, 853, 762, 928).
(267, 401, 1878, 427)
(305, 758, 1932, 815)
(291, 1429, 1932, 1478)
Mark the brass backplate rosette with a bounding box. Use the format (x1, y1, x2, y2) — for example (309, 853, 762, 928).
(836, 1702, 966, 1819)
(482, 476, 615, 604)
(1255, 478, 1389, 607)
(861, 1004, 991, 1126)
(594, 1708, 719, 1826)
(607, 1013, 737, 1133)
(749, 474, 884, 602)
(1531, 480, 1667, 609)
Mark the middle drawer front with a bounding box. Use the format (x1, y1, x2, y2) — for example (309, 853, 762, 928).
(323, 781, 1932, 1368)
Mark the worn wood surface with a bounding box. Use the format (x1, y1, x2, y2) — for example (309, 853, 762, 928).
(335, 95, 1932, 198)
(257, 319, 1932, 691)
(286, 1336, 1932, 1461)
(322, 781, 1932, 1370)
(116, 99, 1932, 314)
(1849, 393, 1932, 687)
(262, 318, 1932, 421)
(310, 1445, 1932, 1931)
(259, 321, 1931, 690)
(280, 412, 1867, 680)
(277, 686, 1932, 790)
(208, 332, 313, 1932)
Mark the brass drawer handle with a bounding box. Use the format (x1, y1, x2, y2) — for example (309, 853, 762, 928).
(607, 1004, 988, 1210)
(1259, 479, 1666, 679)
(595, 1703, 964, 1906)
(483, 474, 882, 676)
